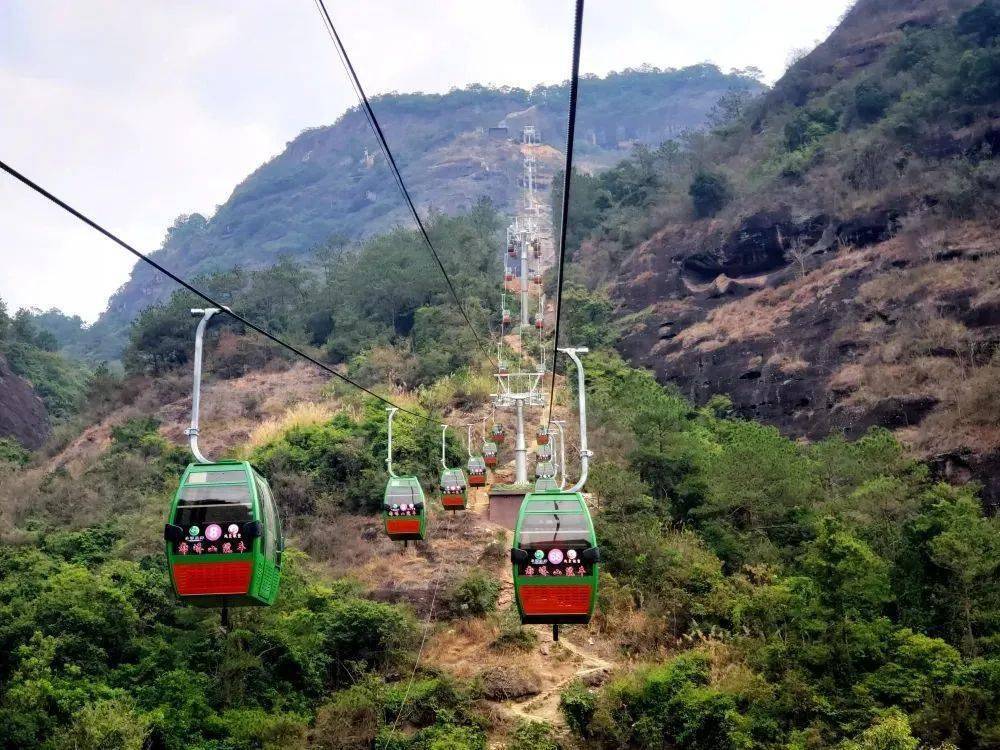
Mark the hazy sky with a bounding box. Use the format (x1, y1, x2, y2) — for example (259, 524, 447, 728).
(0, 0, 852, 322)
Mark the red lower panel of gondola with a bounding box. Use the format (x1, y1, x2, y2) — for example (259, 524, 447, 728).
(519, 584, 593, 616)
(173, 561, 252, 596)
(485, 458, 497, 467)
(386, 518, 421, 536)
(469, 476, 485, 486)
(442, 494, 466, 508)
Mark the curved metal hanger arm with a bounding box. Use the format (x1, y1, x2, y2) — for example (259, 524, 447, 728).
(386, 407, 399, 478)
(559, 347, 592, 493)
(186, 308, 221, 464)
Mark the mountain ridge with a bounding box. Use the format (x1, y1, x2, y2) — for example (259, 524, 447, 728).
(75, 65, 763, 361)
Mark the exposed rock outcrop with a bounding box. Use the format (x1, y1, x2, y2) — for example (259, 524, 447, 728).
(0, 353, 49, 449)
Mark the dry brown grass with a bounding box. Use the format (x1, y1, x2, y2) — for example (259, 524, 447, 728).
(671, 247, 875, 354)
(767, 351, 809, 374)
(245, 401, 337, 451)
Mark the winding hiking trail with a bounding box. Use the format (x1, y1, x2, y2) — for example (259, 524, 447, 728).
(417, 487, 617, 744)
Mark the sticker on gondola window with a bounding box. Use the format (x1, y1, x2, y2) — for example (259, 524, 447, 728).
(520, 548, 590, 577)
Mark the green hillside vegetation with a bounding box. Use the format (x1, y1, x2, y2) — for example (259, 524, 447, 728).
(566, 351, 1000, 748)
(122, 203, 504, 389)
(0, 300, 90, 423)
(3, 330, 1000, 746)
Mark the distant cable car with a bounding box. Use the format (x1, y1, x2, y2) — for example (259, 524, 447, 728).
(537, 426, 550, 445)
(502, 309, 512, 325)
(384, 477, 426, 542)
(164, 309, 282, 617)
(536, 443, 552, 461)
(382, 408, 426, 543)
(532, 271, 542, 285)
(491, 424, 506, 444)
(535, 459, 556, 479)
(507, 242, 516, 257)
(511, 492, 599, 635)
(483, 441, 499, 468)
(165, 460, 283, 607)
(467, 456, 487, 486)
(535, 314, 544, 330)
(505, 271, 514, 283)
(511, 347, 598, 640)
(440, 468, 468, 510)
(440, 426, 468, 510)
(465, 424, 487, 487)
(498, 361, 509, 375)
(532, 239, 541, 259)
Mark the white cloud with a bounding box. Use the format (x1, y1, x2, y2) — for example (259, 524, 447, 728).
(0, 0, 852, 322)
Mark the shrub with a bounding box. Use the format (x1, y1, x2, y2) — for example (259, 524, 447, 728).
(507, 720, 558, 750)
(53, 697, 151, 750)
(443, 569, 500, 618)
(854, 80, 891, 124)
(408, 723, 486, 750)
(784, 107, 838, 150)
(560, 679, 597, 738)
(109, 417, 162, 452)
(0, 437, 30, 467)
(314, 682, 384, 750)
(956, 46, 1000, 104)
(845, 141, 892, 191)
(957, 0, 1000, 45)
(489, 607, 538, 653)
(319, 597, 418, 680)
(841, 709, 919, 750)
(689, 171, 732, 218)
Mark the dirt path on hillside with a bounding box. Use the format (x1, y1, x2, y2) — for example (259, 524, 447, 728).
(414, 487, 617, 743)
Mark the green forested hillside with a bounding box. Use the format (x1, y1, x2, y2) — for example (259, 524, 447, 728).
(120, 203, 502, 389)
(3, 338, 1000, 748)
(0, 300, 91, 449)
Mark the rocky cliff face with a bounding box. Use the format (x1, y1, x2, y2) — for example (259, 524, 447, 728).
(0, 354, 49, 449)
(598, 0, 1000, 504)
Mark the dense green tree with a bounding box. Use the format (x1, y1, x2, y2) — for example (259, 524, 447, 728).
(689, 170, 733, 218)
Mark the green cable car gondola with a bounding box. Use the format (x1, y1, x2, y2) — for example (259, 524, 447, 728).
(511, 346, 598, 640)
(534, 476, 559, 492)
(491, 424, 507, 444)
(440, 425, 468, 510)
(383, 407, 427, 543)
(535, 459, 556, 479)
(440, 468, 468, 510)
(467, 456, 487, 487)
(383, 476, 426, 541)
(536, 426, 549, 445)
(164, 309, 283, 612)
(536, 444, 552, 461)
(511, 491, 599, 626)
(483, 440, 499, 468)
(165, 460, 283, 607)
